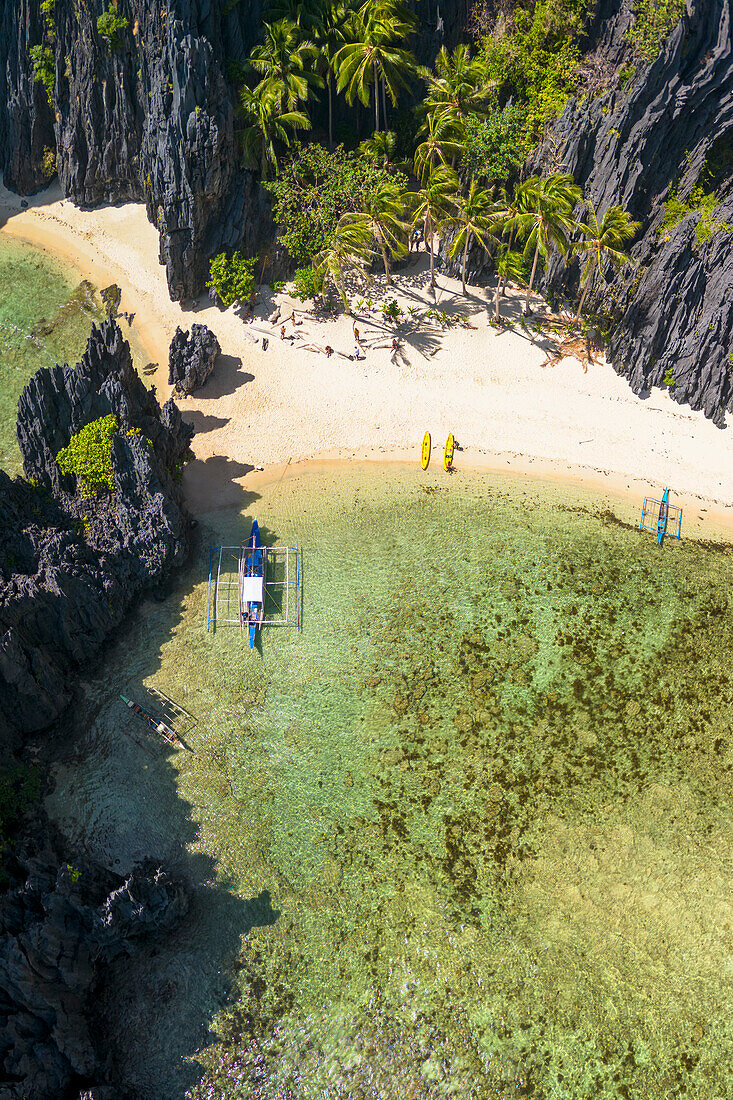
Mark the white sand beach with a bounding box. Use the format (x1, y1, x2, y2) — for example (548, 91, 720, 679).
(2, 179, 732, 530)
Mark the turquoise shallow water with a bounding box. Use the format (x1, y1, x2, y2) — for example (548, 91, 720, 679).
(0, 233, 153, 475)
(0, 234, 107, 473)
(45, 464, 733, 1099)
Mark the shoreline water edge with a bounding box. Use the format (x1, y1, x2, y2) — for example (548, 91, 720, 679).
(2, 183, 733, 533)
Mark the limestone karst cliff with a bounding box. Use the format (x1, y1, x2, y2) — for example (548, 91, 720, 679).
(536, 0, 733, 426)
(0, 319, 193, 754)
(0, 0, 269, 298)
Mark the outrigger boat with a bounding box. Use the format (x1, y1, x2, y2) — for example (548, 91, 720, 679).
(657, 487, 669, 545)
(240, 518, 266, 650)
(120, 693, 185, 749)
(639, 486, 682, 545)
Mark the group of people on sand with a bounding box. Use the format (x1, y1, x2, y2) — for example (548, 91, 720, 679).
(273, 316, 401, 362)
(235, 293, 405, 363)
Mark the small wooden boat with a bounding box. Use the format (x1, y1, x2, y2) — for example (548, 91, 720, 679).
(443, 432, 454, 472)
(120, 694, 184, 749)
(420, 431, 431, 469)
(241, 518, 266, 650)
(657, 487, 669, 545)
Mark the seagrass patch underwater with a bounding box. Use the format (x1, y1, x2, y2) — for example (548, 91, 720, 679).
(46, 465, 733, 1099)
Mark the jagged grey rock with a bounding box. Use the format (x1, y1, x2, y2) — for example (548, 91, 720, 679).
(0, 0, 270, 298)
(0, 822, 188, 1099)
(168, 322, 221, 394)
(0, 319, 193, 753)
(535, 0, 733, 425)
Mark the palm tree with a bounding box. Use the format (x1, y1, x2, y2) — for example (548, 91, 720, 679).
(334, 0, 416, 132)
(247, 19, 321, 110)
(361, 176, 410, 283)
(312, 1, 349, 149)
(514, 173, 582, 313)
(264, 0, 324, 33)
(448, 179, 503, 295)
(422, 44, 495, 127)
(408, 164, 459, 294)
(313, 213, 374, 311)
(238, 83, 310, 178)
(573, 201, 640, 319)
(414, 111, 464, 182)
(494, 250, 524, 322)
(498, 179, 534, 297)
(359, 129, 398, 168)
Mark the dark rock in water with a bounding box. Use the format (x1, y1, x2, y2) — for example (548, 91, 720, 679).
(0, 821, 188, 1099)
(0, 320, 193, 753)
(100, 284, 122, 319)
(534, 0, 733, 425)
(168, 323, 221, 394)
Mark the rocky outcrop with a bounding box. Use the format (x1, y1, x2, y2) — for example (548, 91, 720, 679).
(0, 0, 270, 298)
(0, 819, 189, 1099)
(0, 319, 193, 753)
(535, 0, 733, 425)
(168, 322, 221, 394)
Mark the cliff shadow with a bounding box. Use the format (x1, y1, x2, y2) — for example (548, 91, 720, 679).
(45, 540, 282, 1098)
(196, 355, 254, 400)
(183, 456, 259, 514)
(182, 410, 230, 435)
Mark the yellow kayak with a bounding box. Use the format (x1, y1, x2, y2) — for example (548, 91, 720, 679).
(443, 433, 454, 471)
(420, 431, 431, 470)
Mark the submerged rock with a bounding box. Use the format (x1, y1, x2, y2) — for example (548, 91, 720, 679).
(168, 322, 221, 394)
(0, 319, 193, 753)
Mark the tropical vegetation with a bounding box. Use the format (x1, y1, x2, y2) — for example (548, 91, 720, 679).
(56, 414, 119, 497)
(207, 251, 259, 308)
(224, 0, 645, 321)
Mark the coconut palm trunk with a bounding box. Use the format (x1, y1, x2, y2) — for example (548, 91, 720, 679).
(427, 217, 436, 292)
(461, 229, 472, 295)
(373, 62, 380, 130)
(379, 236, 392, 284)
(575, 254, 597, 320)
(525, 240, 541, 313)
(495, 278, 501, 322)
(500, 226, 516, 296)
(381, 77, 388, 129)
(328, 72, 334, 149)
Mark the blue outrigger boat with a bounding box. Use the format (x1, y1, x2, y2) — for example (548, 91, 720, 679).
(640, 487, 682, 545)
(240, 518, 266, 650)
(656, 488, 669, 545)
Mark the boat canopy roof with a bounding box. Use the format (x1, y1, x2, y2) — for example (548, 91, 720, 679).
(242, 575, 264, 604)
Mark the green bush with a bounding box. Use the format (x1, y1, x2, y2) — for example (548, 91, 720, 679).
(29, 45, 55, 105)
(479, 0, 590, 147)
(206, 251, 258, 308)
(264, 143, 405, 266)
(56, 414, 119, 497)
(460, 104, 530, 185)
(96, 8, 129, 49)
(624, 0, 684, 60)
(660, 184, 733, 248)
(292, 265, 323, 301)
